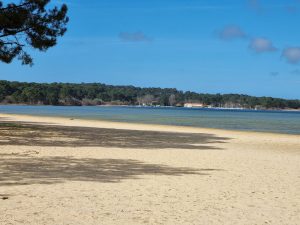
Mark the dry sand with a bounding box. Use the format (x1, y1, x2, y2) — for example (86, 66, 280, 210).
(0, 113, 299, 225)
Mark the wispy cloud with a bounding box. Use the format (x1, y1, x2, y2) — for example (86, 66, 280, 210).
(247, 0, 298, 14)
(290, 69, 300, 75)
(152, 5, 233, 12)
(284, 0, 300, 13)
(270, 72, 279, 77)
(66, 3, 235, 13)
(285, 5, 298, 13)
(118, 32, 153, 43)
(217, 25, 247, 41)
(249, 38, 277, 53)
(248, 0, 263, 12)
(282, 47, 300, 64)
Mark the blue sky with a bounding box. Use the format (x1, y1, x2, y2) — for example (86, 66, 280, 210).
(1, 0, 300, 99)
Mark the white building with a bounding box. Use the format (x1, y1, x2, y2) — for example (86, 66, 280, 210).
(184, 103, 205, 108)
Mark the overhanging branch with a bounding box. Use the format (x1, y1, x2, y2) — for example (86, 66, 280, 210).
(0, 2, 31, 12)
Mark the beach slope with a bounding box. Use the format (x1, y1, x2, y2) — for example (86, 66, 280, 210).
(0, 113, 299, 225)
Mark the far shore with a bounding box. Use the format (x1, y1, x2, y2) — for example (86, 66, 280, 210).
(0, 112, 299, 138)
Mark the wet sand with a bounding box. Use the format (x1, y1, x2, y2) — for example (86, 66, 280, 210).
(0, 113, 299, 225)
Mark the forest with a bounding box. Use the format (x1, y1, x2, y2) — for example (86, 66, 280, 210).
(0, 80, 299, 109)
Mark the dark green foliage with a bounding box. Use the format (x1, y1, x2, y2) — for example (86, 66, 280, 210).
(0, 80, 299, 109)
(0, 0, 68, 65)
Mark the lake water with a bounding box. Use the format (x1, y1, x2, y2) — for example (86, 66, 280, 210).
(0, 105, 300, 135)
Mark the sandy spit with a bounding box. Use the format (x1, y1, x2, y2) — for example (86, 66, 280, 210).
(0, 113, 299, 225)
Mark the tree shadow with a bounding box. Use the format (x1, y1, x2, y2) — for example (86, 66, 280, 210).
(0, 121, 230, 150)
(0, 155, 220, 186)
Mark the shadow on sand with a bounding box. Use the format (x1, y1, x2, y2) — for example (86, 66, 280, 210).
(0, 120, 226, 187)
(0, 155, 221, 186)
(0, 120, 230, 150)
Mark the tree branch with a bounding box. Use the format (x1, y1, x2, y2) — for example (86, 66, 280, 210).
(1, 41, 23, 46)
(0, 2, 31, 12)
(0, 27, 31, 38)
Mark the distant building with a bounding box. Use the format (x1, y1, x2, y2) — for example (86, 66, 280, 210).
(184, 103, 205, 108)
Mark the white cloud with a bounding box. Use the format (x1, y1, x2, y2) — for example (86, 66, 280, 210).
(218, 25, 247, 41)
(282, 47, 300, 64)
(249, 38, 277, 53)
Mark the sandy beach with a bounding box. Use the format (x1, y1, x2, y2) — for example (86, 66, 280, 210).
(0, 113, 299, 225)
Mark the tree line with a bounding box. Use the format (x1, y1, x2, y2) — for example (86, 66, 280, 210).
(0, 80, 299, 109)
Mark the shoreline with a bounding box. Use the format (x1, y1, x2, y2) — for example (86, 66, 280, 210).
(1, 103, 300, 112)
(0, 112, 299, 138)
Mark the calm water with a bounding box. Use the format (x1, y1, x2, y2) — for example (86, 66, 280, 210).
(0, 105, 300, 135)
